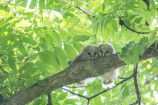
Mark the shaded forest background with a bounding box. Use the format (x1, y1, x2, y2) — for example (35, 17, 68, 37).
(0, 0, 158, 105)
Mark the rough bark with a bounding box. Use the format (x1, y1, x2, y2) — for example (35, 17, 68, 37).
(0, 44, 158, 105)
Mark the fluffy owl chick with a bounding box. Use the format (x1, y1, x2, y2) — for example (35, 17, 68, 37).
(97, 43, 119, 88)
(69, 44, 98, 87)
(69, 44, 98, 65)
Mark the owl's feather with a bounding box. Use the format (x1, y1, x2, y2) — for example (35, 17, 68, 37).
(98, 43, 119, 88)
(68, 44, 98, 87)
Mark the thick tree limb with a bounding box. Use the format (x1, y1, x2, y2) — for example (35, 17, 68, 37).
(0, 44, 158, 105)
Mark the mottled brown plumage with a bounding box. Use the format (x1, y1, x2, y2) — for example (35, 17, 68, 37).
(69, 44, 98, 65)
(70, 44, 98, 87)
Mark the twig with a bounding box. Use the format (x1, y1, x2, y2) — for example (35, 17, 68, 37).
(119, 18, 149, 34)
(76, 6, 96, 18)
(133, 63, 141, 105)
(14, 60, 27, 94)
(47, 93, 52, 105)
(62, 88, 89, 99)
(88, 74, 134, 100)
(0, 66, 13, 96)
(144, 74, 158, 86)
(65, 85, 90, 88)
(62, 74, 134, 104)
(14, 54, 38, 94)
(87, 99, 90, 105)
(4, 0, 10, 10)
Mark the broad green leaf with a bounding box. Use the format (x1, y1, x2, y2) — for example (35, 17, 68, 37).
(92, 95, 102, 105)
(39, 51, 60, 70)
(0, 75, 7, 84)
(57, 93, 68, 100)
(122, 85, 130, 99)
(7, 51, 17, 71)
(64, 99, 79, 104)
(52, 32, 61, 44)
(92, 4, 102, 16)
(33, 99, 44, 105)
(73, 35, 90, 42)
(22, 37, 37, 45)
(37, 80, 46, 86)
(46, 0, 54, 8)
(73, 42, 84, 53)
(54, 47, 68, 69)
(39, 0, 45, 12)
(64, 44, 77, 60)
(15, 40, 27, 55)
(29, 0, 37, 9)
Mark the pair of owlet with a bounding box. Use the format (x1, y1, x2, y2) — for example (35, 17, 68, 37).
(69, 43, 119, 88)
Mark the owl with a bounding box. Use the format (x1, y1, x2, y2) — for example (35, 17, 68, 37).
(69, 44, 98, 65)
(68, 44, 98, 87)
(97, 43, 119, 88)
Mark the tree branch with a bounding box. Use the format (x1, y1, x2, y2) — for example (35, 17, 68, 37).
(76, 6, 96, 18)
(14, 53, 39, 94)
(0, 44, 158, 105)
(0, 66, 13, 96)
(47, 93, 52, 105)
(89, 74, 134, 100)
(62, 88, 89, 99)
(133, 64, 141, 105)
(63, 74, 133, 104)
(119, 18, 149, 34)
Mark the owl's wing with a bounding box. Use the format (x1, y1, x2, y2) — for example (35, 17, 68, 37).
(69, 53, 87, 65)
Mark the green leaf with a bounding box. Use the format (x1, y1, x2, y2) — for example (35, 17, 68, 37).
(39, 51, 60, 70)
(37, 80, 46, 86)
(122, 85, 130, 99)
(16, 41, 27, 55)
(64, 44, 77, 60)
(39, 0, 45, 12)
(134, 17, 143, 23)
(29, 0, 37, 9)
(73, 35, 90, 42)
(73, 43, 84, 53)
(52, 32, 61, 44)
(57, 93, 68, 100)
(64, 99, 79, 104)
(33, 99, 43, 105)
(92, 95, 102, 105)
(54, 47, 68, 69)
(0, 75, 7, 84)
(92, 4, 102, 16)
(7, 51, 17, 71)
(22, 37, 37, 45)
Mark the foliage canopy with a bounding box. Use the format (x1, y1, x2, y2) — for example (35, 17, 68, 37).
(0, 0, 158, 105)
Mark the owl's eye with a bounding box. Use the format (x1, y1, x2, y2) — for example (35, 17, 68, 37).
(106, 51, 109, 53)
(87, 52, 91, 55)
(100, 50, 103, 53)
(94, 52, 97, 55)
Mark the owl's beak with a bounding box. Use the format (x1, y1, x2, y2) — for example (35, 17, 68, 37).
(91, 56, 94, 59)
(102, 53, 104, 56)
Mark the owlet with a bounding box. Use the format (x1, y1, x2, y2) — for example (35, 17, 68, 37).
(69, 44, 98, 65)
(69, 44, 98, 87)
(97, 43, 119, 88)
